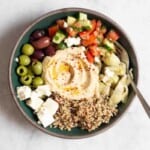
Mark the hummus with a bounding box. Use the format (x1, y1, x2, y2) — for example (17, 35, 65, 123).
(42, 47, 101, 100)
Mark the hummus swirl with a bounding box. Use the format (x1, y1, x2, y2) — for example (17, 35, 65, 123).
(42, 47, 101, 100)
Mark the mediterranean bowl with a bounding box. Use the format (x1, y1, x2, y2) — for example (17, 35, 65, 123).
(9, 8, 138, 139)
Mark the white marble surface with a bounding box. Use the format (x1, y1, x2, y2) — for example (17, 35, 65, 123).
(0, 0, 150, 149)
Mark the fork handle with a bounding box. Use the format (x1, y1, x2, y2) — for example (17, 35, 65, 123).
(129, 76, 150, 119)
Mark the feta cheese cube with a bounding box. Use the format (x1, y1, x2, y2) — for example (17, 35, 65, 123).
(26, 96, 43, 112)
(64, 37, 81, 47)
(37, 110, 54, 128)
(17, 86, 31, 101)
(35, 85, 51, 97)
(36, 98, 59, 128)
(30, 91, 41, 99)
(41, 98, 59, 115)
(63, 21, 68, 28)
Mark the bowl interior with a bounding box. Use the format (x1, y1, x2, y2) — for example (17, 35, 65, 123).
(10, 8, 138, 138)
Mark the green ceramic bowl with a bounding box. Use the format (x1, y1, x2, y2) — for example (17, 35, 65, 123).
(9, 8, 138, 139)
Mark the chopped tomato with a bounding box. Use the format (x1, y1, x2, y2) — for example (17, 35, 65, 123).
(79, 20, 97, 39)
(89, 19, 97, 34)
(85, 51, 94, 63)
(88, 45, 100, 56)
(82, 34, 97, 46)
(73, 22, 82, 28)
(66, 27, 78, 37)
(48, 25, 59, 38)
(107, 30, 119, 41)
(93, 30, 99, 36)
(95, 20, 102, 32)
(79, 31, 90, 39)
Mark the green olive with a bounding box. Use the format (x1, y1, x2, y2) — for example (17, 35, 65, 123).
(19, 55, 31, 66)
(31, 61, 42, 75)
(20, 74, 32, 85)
(22, 44, 34, 56)
(32, 77, 44, 87)
(27, 66, 34, 78)
(16, 66, 28, 76)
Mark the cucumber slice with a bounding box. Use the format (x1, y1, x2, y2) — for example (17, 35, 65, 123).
(52, 31, 66, 44)
(103, 38, 115, 51)
(67, 16, 77, 26)
(57, 42, 67, 50)
(78, 12, 88, 20)
(79, 20, 92, 30)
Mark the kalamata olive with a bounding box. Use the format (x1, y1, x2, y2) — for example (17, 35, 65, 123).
(31, 29, 46, 40)
(32, 49, 45, 61)
(31, 36, 50, 49)
(44, 45, 56, 56)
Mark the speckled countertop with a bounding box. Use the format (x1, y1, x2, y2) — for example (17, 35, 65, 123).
(0, 0, 150, 150)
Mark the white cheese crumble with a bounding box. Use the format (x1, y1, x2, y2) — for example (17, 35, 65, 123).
(37, 109, 55, 128)
(64, 37, 81, 47)
(63, 21, 68, 28)
(26, 96, 43, 112)
(35, 85, 51, 97)
(37, 98, 59, 127)
(41, 98, 59, 116)
(17, 86, 31, 101)
(16, 85, 59, 128)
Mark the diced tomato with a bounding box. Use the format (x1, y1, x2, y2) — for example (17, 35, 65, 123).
(82, 34, 97, 46)
(79, 20, 97, 39)
(48, 25, 59, 37)
(107, 30, 120, 41)
(79, 20, 101, 41)
(93, 30, 99, 36)
(73, 22, 82, 28)
(96, 20, 102, 28)
(89, 19, 97, 34)
(66, 27, 78, 37)
(79, 31, 90, 39)
(85, 51, 94, 63)
(95, 20, 102, 32)
(88, 45, 100, 56)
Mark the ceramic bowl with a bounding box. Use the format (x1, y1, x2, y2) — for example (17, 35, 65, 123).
(9, 8, 138, 139)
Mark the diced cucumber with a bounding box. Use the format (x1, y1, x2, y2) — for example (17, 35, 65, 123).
(78, 12, 88, 20)
(72, 26, 83, 32)
(57, 42, 67, 50)
(72, 20, 92, 32)
(52, 31, 66, 44)
(103, 38, 115, 51)
(67, 16, 77, 26)
(79, 20, 92, 30)
(101, 25, 107, 34)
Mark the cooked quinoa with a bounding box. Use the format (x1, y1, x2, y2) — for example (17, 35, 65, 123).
(51, 93, 118, 132)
